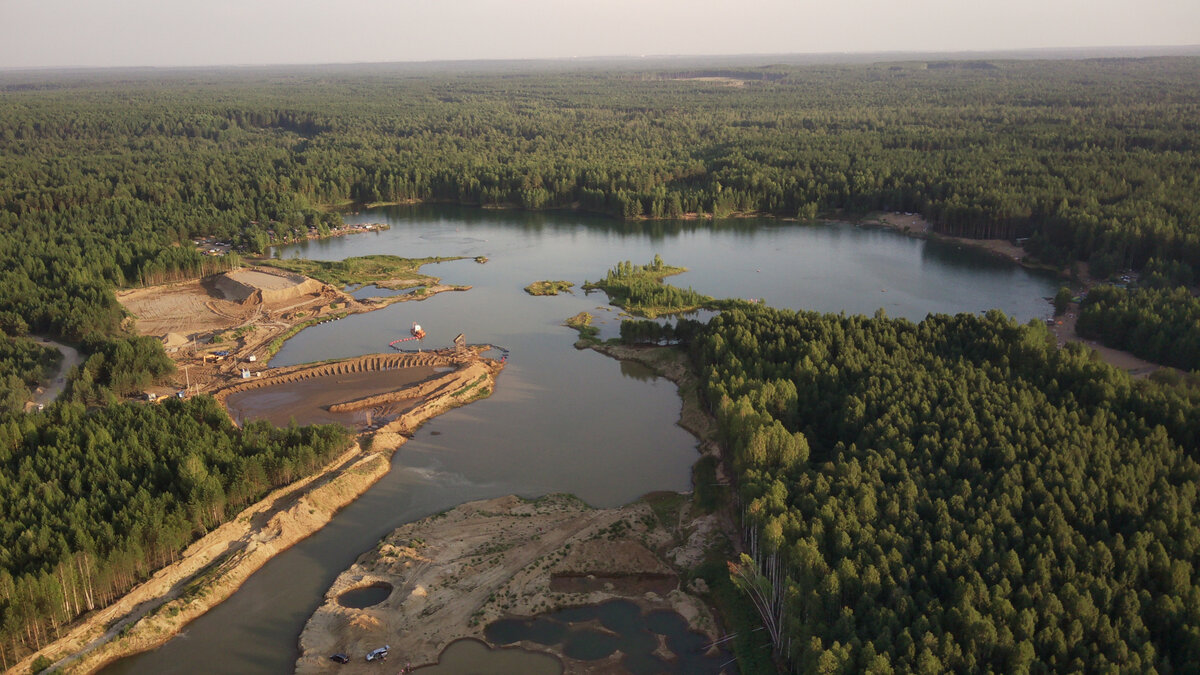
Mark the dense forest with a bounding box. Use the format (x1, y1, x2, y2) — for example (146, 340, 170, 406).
(1077, 284, 1200, 372)
(691, 306, 1200, 672)
(2, 58, 1200, 341)
(0, 333, 59, 415)
(0, 397, 352, 664)
(3, 57, 1200, 668)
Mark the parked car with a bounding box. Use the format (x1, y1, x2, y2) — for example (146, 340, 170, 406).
(366, 645, 390, 661)
(329, 653, 350, 664)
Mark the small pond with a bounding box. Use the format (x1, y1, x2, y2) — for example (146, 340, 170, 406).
(336, 582, 393, 609)
(484, 599, 733, 674)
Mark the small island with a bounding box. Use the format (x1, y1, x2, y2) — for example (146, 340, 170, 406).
(564, 311, 599, 347)
(524, 280, 574, 296)
(581, 255, 716, 318)
(261, 254, 463, 289)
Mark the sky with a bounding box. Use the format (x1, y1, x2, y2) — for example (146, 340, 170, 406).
(1, 0, 1198, 69)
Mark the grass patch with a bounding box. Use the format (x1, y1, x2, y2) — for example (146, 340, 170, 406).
(645, 491, 687, 530)
(565, 311, 600, 346)
(260, 254, 461, 287)
(524, 280, 574, 296)
(265, 312, 347, 357)
(452, 374, 489, 399)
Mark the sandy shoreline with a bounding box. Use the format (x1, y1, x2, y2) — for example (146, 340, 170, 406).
(864, 211, 1034, 266)
(864, 211, 1167, 377)
(295, 344, 736, 673)
(15, 357, 504, 675)
(295, 493, 726, 673)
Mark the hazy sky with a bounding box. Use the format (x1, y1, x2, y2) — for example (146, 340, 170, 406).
(1, 0, 1198, 69)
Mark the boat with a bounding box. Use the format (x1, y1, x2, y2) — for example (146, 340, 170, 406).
(389, 322, 427, 349)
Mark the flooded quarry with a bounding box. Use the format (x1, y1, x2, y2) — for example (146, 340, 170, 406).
(99, 206, 1058, 675)
(222, 352, 455, 431)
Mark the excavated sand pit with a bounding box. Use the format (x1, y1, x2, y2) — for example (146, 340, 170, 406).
(118, 267, 337, 340)
(337, 583, 394, 609)
(216, 268, 324, 303)
(295, 494, 725, 674)
(224, 366, 440, 430)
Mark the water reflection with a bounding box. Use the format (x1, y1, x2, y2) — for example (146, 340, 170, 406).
(619, 360, 658, 382)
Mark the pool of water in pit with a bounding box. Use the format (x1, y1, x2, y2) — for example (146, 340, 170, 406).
(335, 583, 393, 609)
(483, 599, 732, 674)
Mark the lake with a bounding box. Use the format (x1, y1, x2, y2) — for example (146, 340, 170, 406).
(101, 206, 1056, 674)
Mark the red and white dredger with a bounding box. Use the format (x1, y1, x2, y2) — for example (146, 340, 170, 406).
(389, 322, 426, 349)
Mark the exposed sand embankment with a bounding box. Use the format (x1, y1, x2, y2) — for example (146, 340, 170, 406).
(18, 442, 388, 675)
(296, 494, 723, 674)
(18, 356, 504, 675)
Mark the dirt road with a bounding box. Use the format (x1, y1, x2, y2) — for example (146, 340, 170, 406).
(33, 337, 82, 406)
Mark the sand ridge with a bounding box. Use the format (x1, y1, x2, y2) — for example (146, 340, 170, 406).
(296, 494, 722, 674)
(16, 354, 506, 675)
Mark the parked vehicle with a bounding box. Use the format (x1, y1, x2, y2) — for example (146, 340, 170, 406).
(329, 653, 350, 664)
(366, 645, 390, 662)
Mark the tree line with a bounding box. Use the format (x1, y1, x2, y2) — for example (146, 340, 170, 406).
(691, 306, 1200, 672)
(0, 396, 352, 666)
(2, 58, 1200, 346)
(1077, 284, 1200, 372)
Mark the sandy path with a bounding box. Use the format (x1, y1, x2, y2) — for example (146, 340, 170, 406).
(1050, 308, 1161, 377)
(32, 338, 82, 405)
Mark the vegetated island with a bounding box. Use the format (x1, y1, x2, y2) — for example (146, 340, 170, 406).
(524, 280, 574, 296)
(582, 255, 722, 318)
(563, 312, 599, 348)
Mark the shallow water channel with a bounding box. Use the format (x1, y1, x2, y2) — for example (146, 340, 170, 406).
(102, 206, 1056, 674)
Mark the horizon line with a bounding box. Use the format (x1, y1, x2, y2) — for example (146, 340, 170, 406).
(2, 43, 1199, 74)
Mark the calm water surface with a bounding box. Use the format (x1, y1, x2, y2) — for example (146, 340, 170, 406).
(104, 206, 1056, 674)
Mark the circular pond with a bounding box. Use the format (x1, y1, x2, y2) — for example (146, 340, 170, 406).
(336, 582, 393, 609)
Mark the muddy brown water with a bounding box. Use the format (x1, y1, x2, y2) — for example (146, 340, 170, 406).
(224, 366, 438, 430)
(101, 205, 1056, 674)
